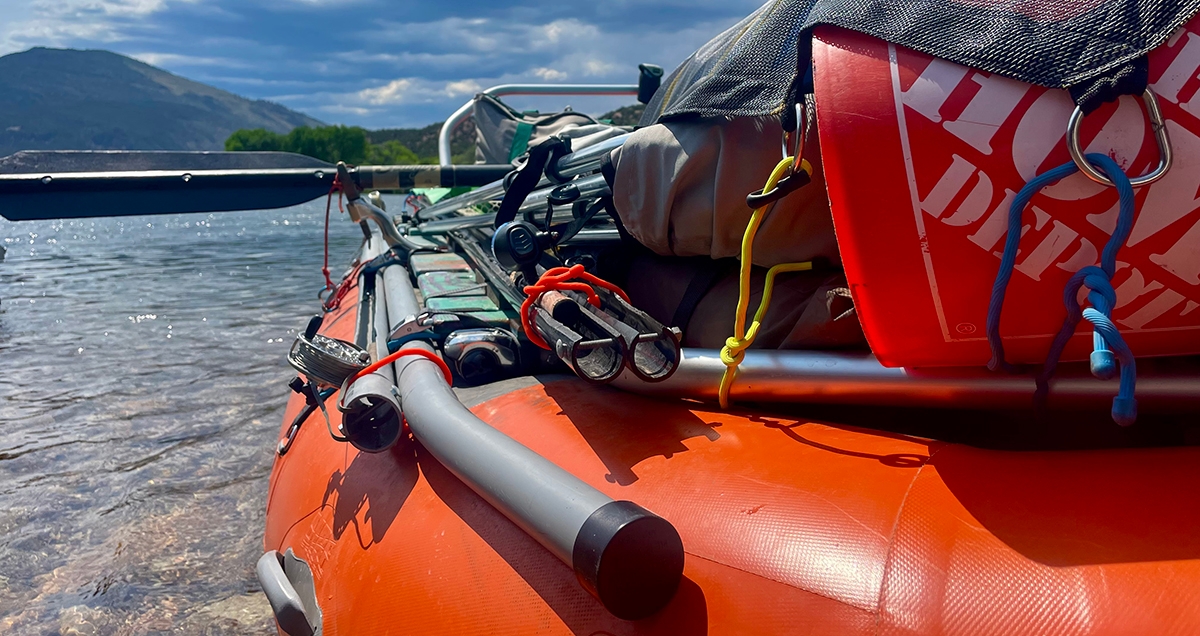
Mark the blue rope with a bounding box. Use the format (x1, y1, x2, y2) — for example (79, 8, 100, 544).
(986, 153, 1139, 426)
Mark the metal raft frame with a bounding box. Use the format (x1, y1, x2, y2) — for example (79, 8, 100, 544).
(437, 83, 638, 166)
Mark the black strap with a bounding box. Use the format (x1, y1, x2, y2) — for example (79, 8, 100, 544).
(495, 137, 570, 228)
(601, 197, 635, 245)
(1068, 56, 1149, 116)
(671, 259, 733, 330)
(600, 148, 618, 189)
(557, 198, 608, 243)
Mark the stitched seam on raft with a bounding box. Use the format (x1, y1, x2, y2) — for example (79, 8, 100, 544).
(683, 550, 872, 612)
(873, 444, 947, 635)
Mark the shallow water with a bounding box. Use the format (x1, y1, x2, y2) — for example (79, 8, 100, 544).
(0, 201, 367, 634)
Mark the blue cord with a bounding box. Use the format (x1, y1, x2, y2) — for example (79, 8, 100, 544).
(986, 153, 1138, 426)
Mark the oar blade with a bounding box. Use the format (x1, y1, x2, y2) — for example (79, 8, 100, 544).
(0, 150, 336, 221)
(0, 150, 333, 174)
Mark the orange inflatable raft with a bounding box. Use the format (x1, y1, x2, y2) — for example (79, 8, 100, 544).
(259, 23, 1200, 636)
(262, 265, 1200, 636)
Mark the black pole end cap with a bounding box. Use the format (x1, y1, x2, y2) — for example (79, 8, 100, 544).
(304, 314, 324, 340)
(572, 500, 684, 620)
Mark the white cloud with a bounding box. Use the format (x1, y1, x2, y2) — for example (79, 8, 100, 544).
(130, 52, 250, 69)
(0, 0, 176, 52)
(532, 67, 567, 81)
(443, 79, 482, 98)
(357, 78, 413, 105)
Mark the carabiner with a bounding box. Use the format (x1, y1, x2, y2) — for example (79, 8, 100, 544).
(1066, 88, 1172, 188)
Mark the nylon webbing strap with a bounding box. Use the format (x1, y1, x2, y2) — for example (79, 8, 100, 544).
(509, 121, 536, 162)
(1068, 56, 1150, 115)
(494, 136, 569, 228)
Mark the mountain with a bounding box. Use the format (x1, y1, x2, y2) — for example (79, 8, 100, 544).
(0, 47, 323, 156)
(366, 120, 477, 164)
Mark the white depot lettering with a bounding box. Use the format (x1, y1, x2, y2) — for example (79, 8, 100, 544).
(1119, 289, 1187, 330)
(967, 189, 1017, 252)
(1113, 266, 1165, 310)
(1152, 31, 1200, 105)
(1150, 216, 1200, 285)
(1012, 91, 1143, 203)
(942, 72, 1030, 155)
(919, 154, 1098, 281)
(1056, 235, 1098, 274)
(1130, 120, 1200, 248)
(919, 154, 994, 225)
(900, 57, 969, 123)
(1015, 219, 1080, 281)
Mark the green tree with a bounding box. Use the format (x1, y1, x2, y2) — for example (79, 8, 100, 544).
(224, 128, 284, 152)
(225, 125, 427, 164)
(284, 125, 370, 164)
(367, 140, 421, 165)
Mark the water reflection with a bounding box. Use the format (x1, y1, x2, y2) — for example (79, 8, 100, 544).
(0, 201, 366, 634)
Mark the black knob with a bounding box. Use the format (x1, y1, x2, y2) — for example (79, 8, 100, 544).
(492, 221, 544, 271)
(547, 183, 581, 206)
(637, 64, 664, 105)
(304, 315, 323, 340)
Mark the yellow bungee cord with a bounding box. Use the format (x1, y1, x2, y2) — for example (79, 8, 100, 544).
(718, 156, 814, 408)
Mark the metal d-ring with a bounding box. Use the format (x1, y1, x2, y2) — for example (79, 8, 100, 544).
(1066, 88, 1173, 188)
(790, 102, 807, 173)
(781, 103, 807, 168)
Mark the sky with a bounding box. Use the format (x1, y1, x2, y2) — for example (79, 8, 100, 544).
(0, 0, 764, 129)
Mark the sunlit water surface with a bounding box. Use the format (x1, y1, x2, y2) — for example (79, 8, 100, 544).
(0, 200, 368, 634)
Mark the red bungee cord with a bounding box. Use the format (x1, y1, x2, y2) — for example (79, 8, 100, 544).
(350, 348, 453, 385)
(321, 174, 345, 292)
(322, 260, 366, 312)
(520, 264, 631, 349)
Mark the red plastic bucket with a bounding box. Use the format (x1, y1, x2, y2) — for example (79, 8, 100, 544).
(815, 18, 1200, 367)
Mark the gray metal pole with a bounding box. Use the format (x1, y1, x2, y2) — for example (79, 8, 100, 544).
(613, 348, 1200, 411)
(377, 263, 683, 620)
(337, 234, 406, 453)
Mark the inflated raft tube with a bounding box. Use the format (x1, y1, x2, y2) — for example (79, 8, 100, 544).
(268, 363, 1200, 633)
(614, 349, 1200, 412)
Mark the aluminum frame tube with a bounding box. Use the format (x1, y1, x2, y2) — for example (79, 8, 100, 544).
(413, 176, 611, 236)
(438, 84, 637, 166)
(416, 134, 627, 222)
(376, 262, 684, 619)
(338, 235, 406, 452)
(551, 134, 628, 179)
(612, 348, 1200, 411)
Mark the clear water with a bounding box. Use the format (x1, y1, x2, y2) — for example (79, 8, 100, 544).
(0, 201, 367, 634)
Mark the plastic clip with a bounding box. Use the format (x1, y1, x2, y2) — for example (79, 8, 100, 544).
(746, 163, 811, 209)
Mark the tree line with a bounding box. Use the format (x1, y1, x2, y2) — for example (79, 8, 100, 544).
(225, 125, 431, 165)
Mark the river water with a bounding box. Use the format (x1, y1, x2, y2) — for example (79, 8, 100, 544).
(0, 200, 369, 634)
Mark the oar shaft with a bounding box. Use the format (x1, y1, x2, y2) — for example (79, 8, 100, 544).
(0, 164, 514, 221)
(355, 165, 512, 190)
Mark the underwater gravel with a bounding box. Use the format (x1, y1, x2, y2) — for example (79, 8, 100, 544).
(0, 200, 368, 634)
